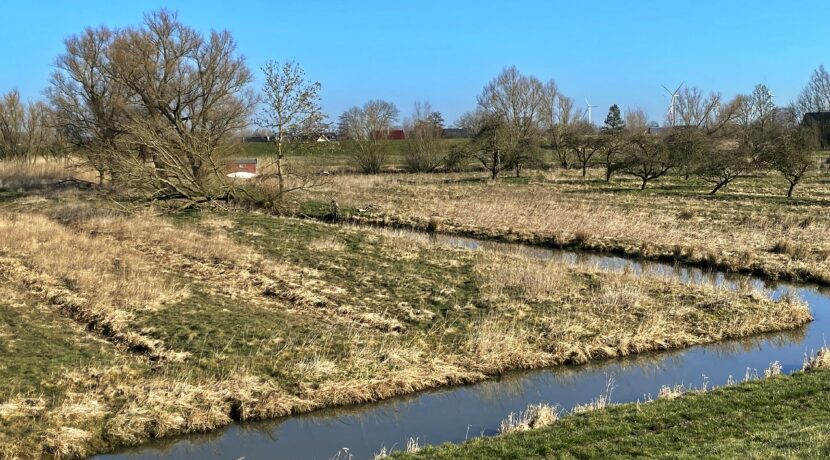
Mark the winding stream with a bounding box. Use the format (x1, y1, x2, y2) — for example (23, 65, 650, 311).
(96, 231, 830, 460)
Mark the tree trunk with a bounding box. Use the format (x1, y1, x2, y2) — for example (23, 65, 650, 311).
(640, 178, 648, 190)
(605, 165, 612, 182)
(709, 180, 727, 195)
(582, 163, 587, 177)
(787, 181, 796, 198)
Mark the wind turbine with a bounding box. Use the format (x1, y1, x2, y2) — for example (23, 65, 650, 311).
(662, 83, 683, 127)
(585, 99, 599, 124)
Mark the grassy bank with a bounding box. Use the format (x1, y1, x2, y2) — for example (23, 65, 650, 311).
(398, 367, 830, 459)
(308, 168, 830, 285)
(0, 180, 812, 458)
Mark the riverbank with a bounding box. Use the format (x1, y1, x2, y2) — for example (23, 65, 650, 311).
(398, 366, 830, 459)
(310, 170, 830, 286)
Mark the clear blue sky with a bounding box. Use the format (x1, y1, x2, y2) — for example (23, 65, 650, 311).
(1, 0, 828, 126)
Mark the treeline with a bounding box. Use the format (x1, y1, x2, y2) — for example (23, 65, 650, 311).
(426, 67, 820, 198)
(1, 9, 828, 201)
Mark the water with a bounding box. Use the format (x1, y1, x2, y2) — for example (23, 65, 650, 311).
(97, 231, 830, 460)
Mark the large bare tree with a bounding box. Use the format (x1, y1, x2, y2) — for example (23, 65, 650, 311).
(478, 66, 546, 176)
(49, 10, 254, 199)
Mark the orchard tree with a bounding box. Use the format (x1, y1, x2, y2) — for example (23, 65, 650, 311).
(664, 127, 709, 179)
(696, 140, 752, 195)
(761, 127, 818, 198)
(623, 134, 674, 190)
(564, 124, 603, 177)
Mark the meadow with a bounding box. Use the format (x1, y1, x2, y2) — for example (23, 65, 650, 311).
(0, 158, 824, 458)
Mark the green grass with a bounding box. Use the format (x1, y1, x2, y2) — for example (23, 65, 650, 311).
(0, 299, 117, 398)
(221, 213, 482, 330)
(232, 139, 470, 171)
(400, 370, 830, 459)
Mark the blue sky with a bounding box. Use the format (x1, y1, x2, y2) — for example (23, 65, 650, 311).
(1, 1, 828, 126)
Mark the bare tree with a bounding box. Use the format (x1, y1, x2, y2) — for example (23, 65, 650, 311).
(404, 100, 445, 172)
(48, 26, 127, 183)
(564, 125, 603, 177)
(338, 100, 399, 174)
(256, 60, 324, 197)
(761, 127, 818, 198)
(795, 65, 830, 119)
(0, 90, 53, 163)
(624, 107, 649, 134)
(478, 66, 546, 176)
(696, 140, 752, 194)
(675, 86, 722, 130)
(470, 111, 511, 180)
(49, 10, 254, 199)
(623, 134, 674, 190)
(665, 127, 710, 179)
(106, 10, 254, 200)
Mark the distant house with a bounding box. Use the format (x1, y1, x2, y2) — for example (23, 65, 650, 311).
(441, 128, 471, 139)
(225, 158, 258, 178)
(802, 112, 830, 149)
(371, 129, 406, 140)
(241, 135, 274, 143)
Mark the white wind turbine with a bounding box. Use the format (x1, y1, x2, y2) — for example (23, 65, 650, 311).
(585, 99, 599, 124)
(662, 83, 683, 127)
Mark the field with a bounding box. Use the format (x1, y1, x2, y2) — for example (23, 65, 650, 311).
(233, 139, 470, 172)
(0, 159, 825, 458)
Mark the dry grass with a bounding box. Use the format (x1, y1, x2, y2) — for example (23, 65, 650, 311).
(0, 159, 96, 190)
(316, 171, 830, 284)
(0, 183, 817, 458)
(499, 403, 559, 434)
(803, 348, 830, 371)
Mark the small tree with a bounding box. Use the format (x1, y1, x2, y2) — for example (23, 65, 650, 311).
(623, 134, 673, 189)
(665, 127, 709, 180)
(564, 126, 603, 177)
(696, 141, 752, 194)
(404, 101, 445, 173)
(338, 100, 399, 174)
(257, 60, 324, 197)
(470, 112, 510, 180)
(761, 128, 818, 198)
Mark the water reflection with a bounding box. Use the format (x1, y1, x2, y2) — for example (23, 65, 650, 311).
(97, 231, 827, 460)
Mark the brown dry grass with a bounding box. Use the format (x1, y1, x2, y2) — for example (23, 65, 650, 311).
(0, 182, 816, 459)
(316, 171, 830, 284)
(0, 159, 96, 190)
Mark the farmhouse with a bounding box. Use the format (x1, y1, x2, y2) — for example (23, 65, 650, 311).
(226, 158, 258, 178)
